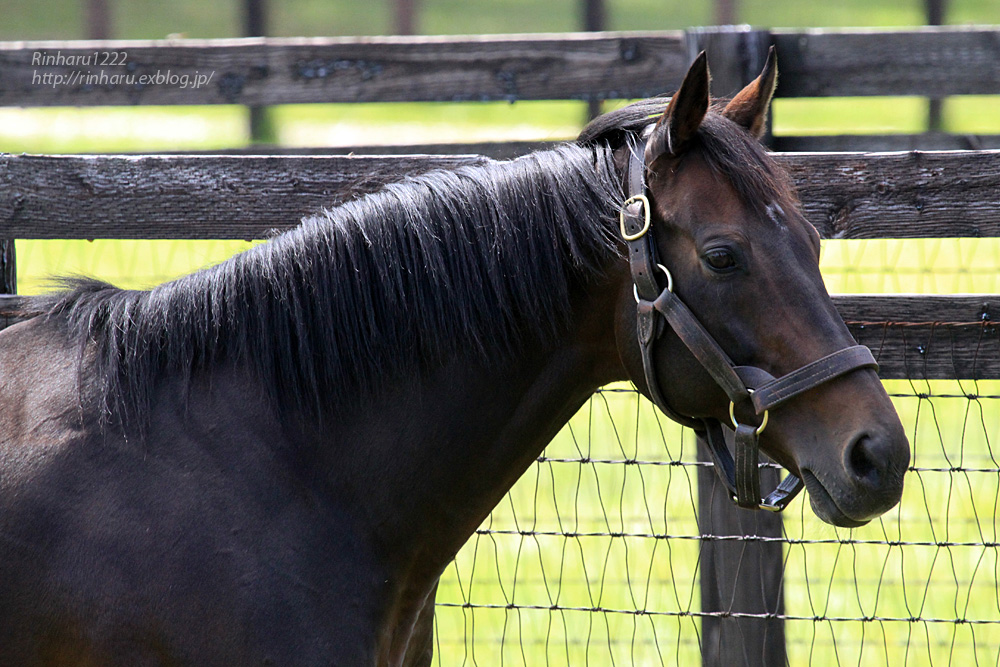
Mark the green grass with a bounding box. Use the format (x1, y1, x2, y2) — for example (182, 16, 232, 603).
(0, 106, 249, 155)
(773, 96, 1000, 137)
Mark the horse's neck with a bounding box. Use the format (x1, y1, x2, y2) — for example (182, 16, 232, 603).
(310, 269, 625, 569)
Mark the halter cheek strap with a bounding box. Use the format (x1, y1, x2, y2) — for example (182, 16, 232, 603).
(620, 138, 879, 511)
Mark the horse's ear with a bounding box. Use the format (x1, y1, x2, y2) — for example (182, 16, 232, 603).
(722, 46, 777, 140)
(644, 51, 710, 163)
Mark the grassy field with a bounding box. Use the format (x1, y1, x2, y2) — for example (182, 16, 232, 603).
(4, 0, 1000, 663)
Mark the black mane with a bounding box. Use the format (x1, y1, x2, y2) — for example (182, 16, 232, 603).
(28, 143, 624, 428)
(24, 97, 792, 432)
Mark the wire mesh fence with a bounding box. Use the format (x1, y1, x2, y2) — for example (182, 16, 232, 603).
(431, 238, 1000, 666)
(431, 381, 1000, 666)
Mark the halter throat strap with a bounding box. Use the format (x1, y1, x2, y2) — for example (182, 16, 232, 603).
(619, 137, 878, 511)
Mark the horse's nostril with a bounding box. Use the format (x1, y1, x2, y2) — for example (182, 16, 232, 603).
(847, 434, 883, 485)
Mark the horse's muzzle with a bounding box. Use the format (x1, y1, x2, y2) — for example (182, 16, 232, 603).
(801, 426, 910, 527)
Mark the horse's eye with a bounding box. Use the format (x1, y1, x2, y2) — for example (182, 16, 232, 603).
(703, 248, 737, 272)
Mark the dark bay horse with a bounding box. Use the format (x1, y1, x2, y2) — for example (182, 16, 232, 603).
(0, 52, 909, 666)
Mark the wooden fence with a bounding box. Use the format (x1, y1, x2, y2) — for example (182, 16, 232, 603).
(2, 25, 1000, 665)
(1, 26, 997, 141)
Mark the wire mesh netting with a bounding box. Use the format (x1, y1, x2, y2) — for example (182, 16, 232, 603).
(430, 238, 1000, 666)
(429, 380, 1000, 665)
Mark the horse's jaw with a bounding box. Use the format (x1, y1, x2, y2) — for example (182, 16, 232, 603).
(800, 469, 877, 528)
(725, 362, 909, 528)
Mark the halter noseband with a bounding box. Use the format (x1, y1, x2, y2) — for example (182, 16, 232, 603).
(620, 138, 879, 511)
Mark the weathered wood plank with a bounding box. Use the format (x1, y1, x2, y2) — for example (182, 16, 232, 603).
(848, 320, 1000, 380)
(780, 150, 1000, 239)
(0, 33, 687, 107)
(135, 141, 556, 160)
(684, 26, 772, 99)
(3, 150, 1000, 240)
(0, 154, 486, 239)
(838, 295, 1000, 380)
(140, 134, 1000, 158)
(835, 294, 997, 323)
(773, 133, 1000, 153)
(1, 293, 997, 378)
(773, 26, 1000, 97)
(4, 27, 1000, 108)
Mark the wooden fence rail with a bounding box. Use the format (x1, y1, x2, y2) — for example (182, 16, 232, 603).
(771, 27, 1000, 97)
(2, 151, 1000, 381)
(1, 292, 995, 381)
(0, 33, 690, 106)
(1, 26, 998, 107)
(3, 150, 999, 240)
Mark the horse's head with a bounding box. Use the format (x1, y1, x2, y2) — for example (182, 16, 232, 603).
(600, 51, 909, 527)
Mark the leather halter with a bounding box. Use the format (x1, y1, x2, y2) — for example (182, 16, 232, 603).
(620, 138, 879, 511)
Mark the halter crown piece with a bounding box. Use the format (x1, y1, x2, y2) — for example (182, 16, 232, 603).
(620, 138, 880, 511)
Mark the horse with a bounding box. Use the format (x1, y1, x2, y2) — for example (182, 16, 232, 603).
(0, 50, 909, 666)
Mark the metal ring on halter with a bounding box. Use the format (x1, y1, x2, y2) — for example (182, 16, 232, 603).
(730, 390, 769, 435)
(632, 264, 674, 303)
(619, 194, 651, 241)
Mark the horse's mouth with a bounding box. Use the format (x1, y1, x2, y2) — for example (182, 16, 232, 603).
(800, 469, 870, 528)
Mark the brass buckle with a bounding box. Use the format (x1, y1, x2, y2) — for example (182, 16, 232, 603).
(619, 194, 651, 241)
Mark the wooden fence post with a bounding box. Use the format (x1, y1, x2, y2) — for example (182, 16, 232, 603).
(582, 0, 606, 121)
(244, 0, 273, 143)
(86, 0, 112, 40)
(714, 0, 737, 26)
(683, 26, 785, 667)
(0, 240, 14, 295)
(926, 0, 947, 131)
(394, 0, 420, 35)
(696, 429, 786, 666)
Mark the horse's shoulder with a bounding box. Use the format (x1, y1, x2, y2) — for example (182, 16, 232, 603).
(0, 316, 92, 457)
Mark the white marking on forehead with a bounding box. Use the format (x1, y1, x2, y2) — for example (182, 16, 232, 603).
(765, 202, 787, 230)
